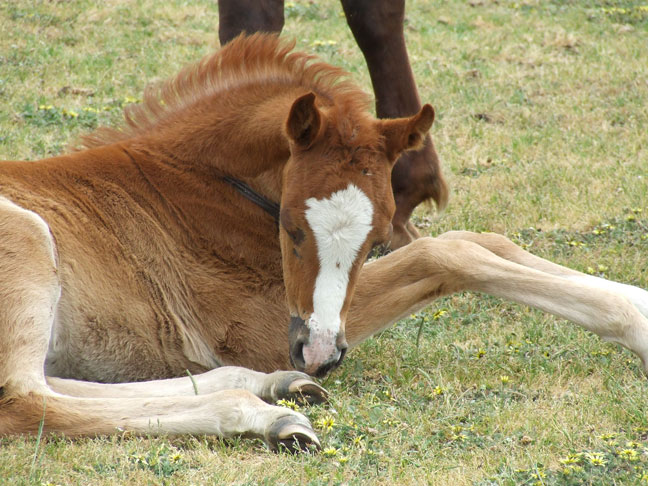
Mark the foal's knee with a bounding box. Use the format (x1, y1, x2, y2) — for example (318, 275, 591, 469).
(407, 237, 487, 287)
(437, 231, 517, 258)
(0, 199, 57, 273)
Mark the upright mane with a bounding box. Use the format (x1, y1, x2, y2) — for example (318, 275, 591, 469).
(80, 34, 372, 149)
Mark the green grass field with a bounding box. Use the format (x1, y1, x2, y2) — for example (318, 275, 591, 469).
(1, 0, 648, 484)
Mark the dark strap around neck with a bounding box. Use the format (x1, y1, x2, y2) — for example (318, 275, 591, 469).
(222, 176, 281, 223)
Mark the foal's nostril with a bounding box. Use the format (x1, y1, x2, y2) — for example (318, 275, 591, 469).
(288, 316, 309, 371)
(336, 345, 348, 367)
(290, 339, 307, 371)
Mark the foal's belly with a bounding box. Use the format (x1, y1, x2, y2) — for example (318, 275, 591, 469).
(44, 300, 214, 384)
(44, 262, 294, 383)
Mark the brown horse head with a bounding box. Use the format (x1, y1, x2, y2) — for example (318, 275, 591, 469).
(280, 92, 435, 377)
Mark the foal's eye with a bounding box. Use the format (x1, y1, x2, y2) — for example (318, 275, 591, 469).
(362, 168, 370, 175)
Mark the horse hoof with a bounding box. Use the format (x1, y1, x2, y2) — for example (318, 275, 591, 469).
(389, 224, 415, 251)
(267, 415, 321, 453)
(273, 372, 329, 405)
(287, 378, 328, 405)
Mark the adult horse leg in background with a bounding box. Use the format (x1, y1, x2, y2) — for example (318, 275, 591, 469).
(346, 233, 648, 370)
(217, 0, 448, 249)
(218, 0, 284, 42)
(341, 0, 448, 249)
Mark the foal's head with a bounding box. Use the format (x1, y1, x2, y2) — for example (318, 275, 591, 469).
(280, 92, 435, 377)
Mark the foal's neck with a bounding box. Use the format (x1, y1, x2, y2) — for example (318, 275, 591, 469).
(133, 85, 306, 198)
(118, 86, 308, 268)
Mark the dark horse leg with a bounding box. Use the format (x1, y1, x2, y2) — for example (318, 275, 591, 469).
(217, 0, 448, 249)
(218, 0, 285, 42)
(340, 0, 448, 249)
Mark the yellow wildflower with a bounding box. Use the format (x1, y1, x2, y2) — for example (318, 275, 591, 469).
(559, 455, 580, 465)
(433, 309, 447, 320)
(276, 398, 300, 411)
(562, 465, 583, 475)
(530, 470, 546, 479)
(619, 448, 639, 461)
(585, 452, 607, 466)
(432, 385, 444, 395)
(315, 415, 336, 431)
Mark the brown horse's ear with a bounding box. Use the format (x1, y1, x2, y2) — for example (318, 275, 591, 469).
(380, 104, 435, 162)
(286, 92, 321, 149)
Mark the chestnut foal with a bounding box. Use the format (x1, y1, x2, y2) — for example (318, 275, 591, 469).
(1, 36, 648, 452)
(218, 0, 449, 249)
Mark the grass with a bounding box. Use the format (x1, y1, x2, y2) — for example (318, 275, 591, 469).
(1, 0, 648, 484)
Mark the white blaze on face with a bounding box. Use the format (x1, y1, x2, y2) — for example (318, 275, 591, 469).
(303, 184, 374, 364)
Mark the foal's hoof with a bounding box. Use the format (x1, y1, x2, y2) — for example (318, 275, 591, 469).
(273, 371, 329, 405)
(286, 378, 329, 405)
(267, 415, 321, 453)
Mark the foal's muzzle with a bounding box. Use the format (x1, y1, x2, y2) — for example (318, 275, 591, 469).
(288, 316, 348, 378)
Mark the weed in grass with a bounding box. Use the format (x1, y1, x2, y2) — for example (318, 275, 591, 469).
(129, 443, 186, 478)
(480, 433, 648, 485)
(20, 104, 99, 129)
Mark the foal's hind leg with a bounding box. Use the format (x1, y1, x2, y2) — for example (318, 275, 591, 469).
(1, 389, 319, 451)
(347, 237, 648, 371)
(438, 230, 648, 317)
(0, 198, 60, 398)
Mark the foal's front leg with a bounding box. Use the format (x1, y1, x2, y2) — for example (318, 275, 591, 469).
(347, 236, 648, 371)
(48, 367, 327, 404)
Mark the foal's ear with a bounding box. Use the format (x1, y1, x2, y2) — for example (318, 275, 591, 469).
(286, 92, 322, 149)
(380, 104, 435, 162)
